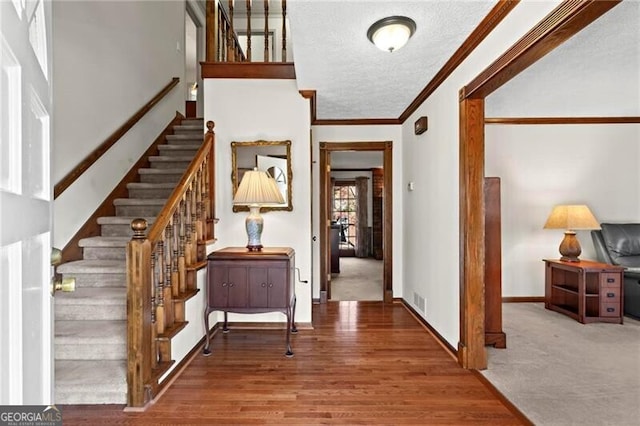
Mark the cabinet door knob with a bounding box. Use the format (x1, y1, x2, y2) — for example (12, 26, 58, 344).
(229, 282, 234, 287)
(261, 283, 266, 287)
(269, 283, 273, 288)
(222, 282, 227, 287)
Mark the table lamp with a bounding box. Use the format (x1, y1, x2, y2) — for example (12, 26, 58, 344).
(233, 168, 285, 251)
(543, 204, 600, 262)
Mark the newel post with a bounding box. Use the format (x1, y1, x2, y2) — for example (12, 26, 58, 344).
(206, 120, 216, 240)
(126, 218, 153, 407)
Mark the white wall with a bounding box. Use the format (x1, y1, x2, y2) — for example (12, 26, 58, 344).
(401, 1, 562, 347)
(52, 0, 186, 248)
(311, 125, 403, 300)
(486, 125, 640, 297)
(205, 79, 312, 323)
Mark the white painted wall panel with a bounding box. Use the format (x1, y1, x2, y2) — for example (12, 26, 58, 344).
(205, 79, 312, 323)
(52, 0, 186, 248)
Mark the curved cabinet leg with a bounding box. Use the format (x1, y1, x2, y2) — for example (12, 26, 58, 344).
(203, 307, 213, 356)
(291, 294, 298, 333)
(285, 308, 294, 358)
(223, 311, 230, 333)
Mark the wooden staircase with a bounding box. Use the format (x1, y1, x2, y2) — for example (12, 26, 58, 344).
(55, 118, 205, 404)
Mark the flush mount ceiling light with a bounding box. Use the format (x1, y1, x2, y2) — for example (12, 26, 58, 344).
(367, 16, 416, 52)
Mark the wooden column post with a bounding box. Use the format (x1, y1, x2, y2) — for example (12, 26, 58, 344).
(458, 95, 487, 370)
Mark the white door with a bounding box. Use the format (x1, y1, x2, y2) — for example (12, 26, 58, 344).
(0, 0, 53, 405)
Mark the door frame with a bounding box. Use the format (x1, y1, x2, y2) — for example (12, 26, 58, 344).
(319, 141, 393, 303)
(457, 1, 621, 369)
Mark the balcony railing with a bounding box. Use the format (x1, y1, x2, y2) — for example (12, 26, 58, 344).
(206, 0, 290, 63)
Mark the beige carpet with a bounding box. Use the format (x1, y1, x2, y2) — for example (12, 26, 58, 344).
(330, 257, 383, 301)
(482, 303, 640, 426)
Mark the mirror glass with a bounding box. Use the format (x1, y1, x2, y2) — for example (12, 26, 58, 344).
(231, 140, 292, 212)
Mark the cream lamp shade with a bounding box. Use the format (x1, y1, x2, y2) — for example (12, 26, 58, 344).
(543, 205, 600, 262)
(233, 168, 284, 251)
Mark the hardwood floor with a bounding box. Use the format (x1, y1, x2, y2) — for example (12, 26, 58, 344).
(60, 301, 529, 425)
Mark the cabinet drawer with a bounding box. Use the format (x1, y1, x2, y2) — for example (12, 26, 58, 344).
(600, 273, 621, 288)
(600, 302, 620, 317)
(600, 287, 620, 302)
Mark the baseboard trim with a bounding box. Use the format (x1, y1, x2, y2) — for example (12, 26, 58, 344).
(471, 370, 535, 426)
(399, 299, 458, 360)
(502, 296, 545, 303)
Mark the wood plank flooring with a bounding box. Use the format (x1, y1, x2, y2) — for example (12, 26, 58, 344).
(60, 301, 528, 425)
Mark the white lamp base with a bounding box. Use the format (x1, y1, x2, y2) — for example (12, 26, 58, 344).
(245, 205, 264, 251)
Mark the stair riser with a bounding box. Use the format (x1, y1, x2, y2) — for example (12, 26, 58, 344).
(173, 128, 202, 135)
(55, 389, 126, 405)
(158, 148, 200, 157)
(55, 343, 126, 360)
(116, 205, 164, 217)
(181, 119, 204, 126)
(139, 173, 182, 184)
(165, 136, 204, 144)
(149, 160, 190, 169)
(69, 273, 126, 288)
(55, 304, 126, 321)
(83, 247, 126, 261)
(100, 224, 140, 237)
(128, 187, 174, 199)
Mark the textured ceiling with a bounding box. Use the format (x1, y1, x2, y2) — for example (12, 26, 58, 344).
(288, 0, 496, 120)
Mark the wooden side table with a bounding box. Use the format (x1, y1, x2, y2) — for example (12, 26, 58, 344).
(204, 247, 297, 357)
(544, 259, 624, 324)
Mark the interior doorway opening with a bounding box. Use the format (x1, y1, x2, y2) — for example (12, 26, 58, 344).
(319, 142, 393, 303)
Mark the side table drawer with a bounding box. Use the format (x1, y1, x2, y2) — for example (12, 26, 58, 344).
(600, 273, 621, 288)
(600, 287, 620, 302)
(600, 302, 621, 317)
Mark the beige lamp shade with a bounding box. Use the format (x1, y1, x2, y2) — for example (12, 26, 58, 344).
(233, 168, 285, 206)
(543, 205, 601, 231)
(543, 204, 600, 262)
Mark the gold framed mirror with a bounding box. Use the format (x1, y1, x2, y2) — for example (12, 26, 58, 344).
(231, 140, 292, 212)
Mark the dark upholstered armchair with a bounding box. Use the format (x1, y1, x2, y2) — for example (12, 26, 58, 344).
(591, 223, 640, 318)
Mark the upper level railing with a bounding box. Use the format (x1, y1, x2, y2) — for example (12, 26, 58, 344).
(206, 0, 289, 63)
(126, 121, 216, 407)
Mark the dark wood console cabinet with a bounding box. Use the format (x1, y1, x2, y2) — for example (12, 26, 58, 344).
(204, 247, 297, 357)
(544, 259, 624, 324)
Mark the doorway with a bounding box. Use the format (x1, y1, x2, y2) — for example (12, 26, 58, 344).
(319, 142, 393, 303)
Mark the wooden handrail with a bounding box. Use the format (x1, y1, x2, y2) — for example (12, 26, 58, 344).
(54, 77, 180, 199)
(147, 125, 213, 243)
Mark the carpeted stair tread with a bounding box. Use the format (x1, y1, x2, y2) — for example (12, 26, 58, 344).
(97, 216, 155, 226)
(58, 259, 125, 274)
(113, 198, 167, 206)
(55, 320, 126, 344)
(55, 360, 127, 404)
(165, 134, 203, 142)
(173, 125, 202, 132)
(158, 144, 201, 151)
(138, 167, 185, 175)
(78, 236, 130, 248)
(126, 182, 176, 189)
(54, 287, 125, 305)
(149, 155, 194, 161)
